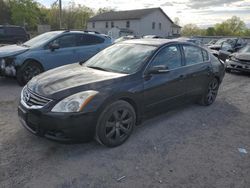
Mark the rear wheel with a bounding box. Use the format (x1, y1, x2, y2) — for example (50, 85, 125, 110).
(16, 61, 43, 86)
(199, 78, 219, 106)
(95, 100, 136, 147)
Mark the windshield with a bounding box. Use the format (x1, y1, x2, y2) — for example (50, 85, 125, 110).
(23, 31, 62, 48)
(85, 43, 156, 74)
(214, 39, 227, 45)
(239, 45, 250, 53)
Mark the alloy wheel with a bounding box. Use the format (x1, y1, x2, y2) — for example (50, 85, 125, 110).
(105, 109, 133, 142)
(206, 79, 219, 104)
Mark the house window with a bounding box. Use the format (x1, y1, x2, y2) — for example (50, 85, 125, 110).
(105, 22, 108, 28)
(111, 21, 114, 28)
(92, 22, 95, 28)
(159, 23, 162, 30)
(126, 21, 130, 28)
(152, 22, 155, 29)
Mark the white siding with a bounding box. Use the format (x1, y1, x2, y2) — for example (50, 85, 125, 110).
(139, 10, 173, 37)
(87, 20, 140, 35)
(87, 9, 179, 38)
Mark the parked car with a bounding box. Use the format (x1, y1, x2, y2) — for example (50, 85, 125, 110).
(225, 44, 250, 73)
(18, 39, 225, 147)
(206, 39, 218, 46)
(143, 35, 162, 39)
(114, 35, 138, 43)
(0, 30, 112, 85)
(218, 39, 247, 62)
(177, 37, 203, 46)
(209, 38, 246, 57)
(0, 25, 29, 44)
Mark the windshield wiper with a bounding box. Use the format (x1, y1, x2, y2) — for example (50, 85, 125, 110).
(87, 66, 110, 72)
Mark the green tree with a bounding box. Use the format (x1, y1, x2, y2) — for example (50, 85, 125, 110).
(174, 17, 180, 25)
(214, 16, 246, 36)
(9, 0, 42, 30)
(97, 7, 114, 14)
(0, 0, 11, 24)
(181, 24, 202, 36)
(206, 27, 216, 36)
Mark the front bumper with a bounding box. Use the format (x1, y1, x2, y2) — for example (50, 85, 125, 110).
(0, 58, 16, 77)
(18, 103, 97, 142)
(226, 60, 250, 72)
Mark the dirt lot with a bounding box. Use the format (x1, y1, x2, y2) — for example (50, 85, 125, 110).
(0, 73, 250, 188)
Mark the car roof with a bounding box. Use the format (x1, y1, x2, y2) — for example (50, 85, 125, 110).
(122, 39, 173, 46)
(121, 38, 200, 47)
(52, 30, 110, 39)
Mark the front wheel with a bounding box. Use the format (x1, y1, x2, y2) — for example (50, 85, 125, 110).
(16, 61, 43, 86)
(199, 78, 219, 106)
(95, 100, 136, 147)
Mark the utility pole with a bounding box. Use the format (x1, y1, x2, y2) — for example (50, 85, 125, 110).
(59, 0, 62, 29)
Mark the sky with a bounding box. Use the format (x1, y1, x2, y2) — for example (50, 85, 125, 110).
(37, 0, 250, 28)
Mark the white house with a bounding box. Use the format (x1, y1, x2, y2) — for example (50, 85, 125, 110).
(87, 8, 181, 39)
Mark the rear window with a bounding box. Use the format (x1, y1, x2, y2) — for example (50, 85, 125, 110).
(77, 34, 104, 46)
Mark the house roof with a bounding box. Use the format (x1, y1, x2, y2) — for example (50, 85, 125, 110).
(88, 7, 175, 24)
(172, 23, 182, 28)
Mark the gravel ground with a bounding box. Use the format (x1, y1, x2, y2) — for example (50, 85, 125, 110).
(0, 73, 250, 188)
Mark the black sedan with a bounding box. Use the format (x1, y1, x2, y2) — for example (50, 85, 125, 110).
(18, 39, 225, 147)
(225, 44, 250, 73)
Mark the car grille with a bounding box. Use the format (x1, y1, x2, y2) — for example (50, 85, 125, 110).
(22, 87, 51, 108)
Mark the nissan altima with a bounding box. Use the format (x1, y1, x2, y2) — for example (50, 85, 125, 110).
(18, 39, 225, 147)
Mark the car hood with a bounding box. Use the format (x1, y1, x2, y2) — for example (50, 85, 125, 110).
(233, 53, 250, 61)
(28, 63, 128, 99)
(0, 44, 29, 57)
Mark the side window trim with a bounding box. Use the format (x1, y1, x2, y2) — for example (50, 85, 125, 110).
(46, 34, 77, 49)
(181, 44, 208, 66)
(144, 43, 184, 74)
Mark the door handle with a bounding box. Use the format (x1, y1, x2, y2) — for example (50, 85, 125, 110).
(206, 66, 212, 76)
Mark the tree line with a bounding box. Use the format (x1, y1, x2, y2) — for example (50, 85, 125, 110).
(181, 16, 250, 37)
(0, 0, 112, 31)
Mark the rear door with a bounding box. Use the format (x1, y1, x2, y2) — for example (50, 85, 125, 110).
(181, 44, 212, 97)
(75, 34, 106, 63)
(143, 44, 188, 112)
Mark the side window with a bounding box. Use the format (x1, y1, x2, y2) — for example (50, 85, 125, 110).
(151, 45, 182, 69)
(77, 34, 104, 46)
(183, 45, 203, 65)
(0, 28, 4, 35)
(52, 35, 77, 48)
(202, 49, 209, 62)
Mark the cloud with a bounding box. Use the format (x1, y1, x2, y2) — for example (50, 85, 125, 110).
(160, 2, 173, 6)
(187, 0, 243, 9)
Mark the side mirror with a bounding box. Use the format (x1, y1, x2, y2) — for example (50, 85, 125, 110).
(147, 65, 170, 74)
(49, 43, 60, 51)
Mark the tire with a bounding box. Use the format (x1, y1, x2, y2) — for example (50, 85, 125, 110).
(95, 100, 136, 147)
(16, 61, 43, 86)
(199, 78, 219, 106)
(225, 68, 231, 73)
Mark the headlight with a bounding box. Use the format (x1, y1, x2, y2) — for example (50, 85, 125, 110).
(51, 90, 98, 113)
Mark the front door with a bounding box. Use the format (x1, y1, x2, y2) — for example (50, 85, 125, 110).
(143, 44, 187, 112)
(42, 34, 79, 70)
